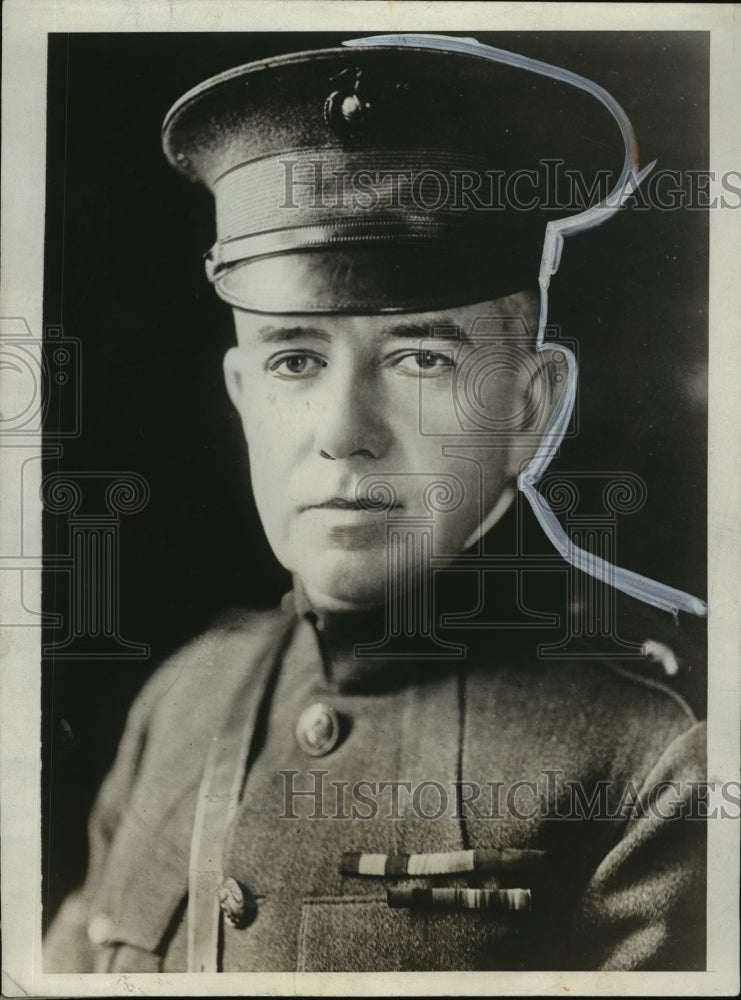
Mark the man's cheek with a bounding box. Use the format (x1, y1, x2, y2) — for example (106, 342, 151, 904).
(243, 395, 300, 438)
(240, 407, 278, 446)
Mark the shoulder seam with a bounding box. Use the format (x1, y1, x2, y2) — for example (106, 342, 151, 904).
(603, 661, 697, 724)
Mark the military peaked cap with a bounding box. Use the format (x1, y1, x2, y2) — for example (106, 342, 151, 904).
(162, 41, 629, 313)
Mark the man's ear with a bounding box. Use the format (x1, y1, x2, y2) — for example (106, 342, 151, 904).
(505, 346, 569, 477)
(223, 347, 244, 413)
(524, 346, 568, 434)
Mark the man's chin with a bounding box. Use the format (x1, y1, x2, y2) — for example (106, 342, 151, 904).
(293, 557, 390, 615)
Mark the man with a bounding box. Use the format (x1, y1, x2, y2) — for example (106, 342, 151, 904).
(44, 33, 707, 973)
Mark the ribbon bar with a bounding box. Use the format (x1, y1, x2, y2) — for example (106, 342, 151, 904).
(341, 848, 546, 877)
(388, 887, 532, 911)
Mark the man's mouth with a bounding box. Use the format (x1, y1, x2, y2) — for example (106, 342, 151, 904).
(306, 497, 403, 513)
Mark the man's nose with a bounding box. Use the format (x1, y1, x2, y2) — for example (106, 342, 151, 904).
(314, 371, 390, 461)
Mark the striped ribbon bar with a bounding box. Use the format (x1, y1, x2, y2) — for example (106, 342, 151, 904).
(388, 888, 532, 912)
(341, 848, 546, 877)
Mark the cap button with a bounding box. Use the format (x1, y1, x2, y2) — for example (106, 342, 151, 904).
(217, 876, 255, 929)
(341, 93, 365, 122)
(296, 702, 341, 757)
(87, 912, 114, 946)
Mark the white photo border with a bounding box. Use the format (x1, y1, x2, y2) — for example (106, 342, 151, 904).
(1, 1, 739, 996)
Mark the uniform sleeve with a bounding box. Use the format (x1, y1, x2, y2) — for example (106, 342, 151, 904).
(42, 667, 171, 973)
(571, 720, 707, 970)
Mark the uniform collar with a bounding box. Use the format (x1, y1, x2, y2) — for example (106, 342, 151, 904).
(280, 577, 461, 693)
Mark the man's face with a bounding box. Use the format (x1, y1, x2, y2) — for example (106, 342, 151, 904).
(224, 289, 559, 613)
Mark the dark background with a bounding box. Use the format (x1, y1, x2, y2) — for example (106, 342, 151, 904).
(41, 30, 708, 927)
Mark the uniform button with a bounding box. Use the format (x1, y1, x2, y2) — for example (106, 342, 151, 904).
(87, 912, 114, 946)
(217, 876, 255, 929)
(296, 702, 341, 757)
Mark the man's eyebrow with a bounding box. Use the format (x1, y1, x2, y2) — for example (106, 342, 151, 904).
(257, 325, 331, 343)
(380, 317, 470, 342)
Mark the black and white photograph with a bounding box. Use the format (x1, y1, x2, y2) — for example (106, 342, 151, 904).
(1, 1, 739, 995)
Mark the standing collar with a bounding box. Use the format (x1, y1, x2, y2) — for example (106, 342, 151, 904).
(279, 576, 462, 693)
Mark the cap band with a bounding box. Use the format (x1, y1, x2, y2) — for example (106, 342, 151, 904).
(213, 148, 495, 239)
(207, 148, 541, 308)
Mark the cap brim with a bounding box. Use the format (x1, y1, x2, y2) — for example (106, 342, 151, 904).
(214, 243, 542, 314)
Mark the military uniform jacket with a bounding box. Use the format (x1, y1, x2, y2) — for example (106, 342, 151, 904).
(44, 593, 706, 973)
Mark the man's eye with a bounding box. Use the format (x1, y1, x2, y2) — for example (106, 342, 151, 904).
(389, 350, 456, 376)
(268, 353, 327, 379)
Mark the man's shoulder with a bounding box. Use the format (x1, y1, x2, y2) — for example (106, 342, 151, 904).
(163, 604, 289, 667)
(127, 604, 291, 741)
(467, 642, 695, 718)
(463, 649, 699, 783)
(535, 656, 695, 725)
(560, 657, 698, 759)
